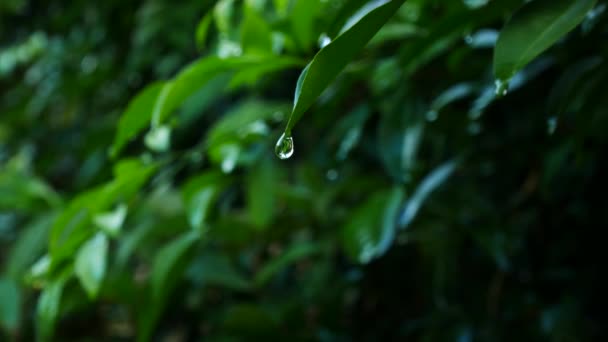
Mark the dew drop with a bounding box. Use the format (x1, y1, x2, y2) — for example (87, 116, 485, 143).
(326, 169, 338, 181)
(494, 79, 509, 97)
(426, 110, 439, 122)
(275, 132, 294, 160)
(547, 116, 558, 135)
(318, 33, 331, 48)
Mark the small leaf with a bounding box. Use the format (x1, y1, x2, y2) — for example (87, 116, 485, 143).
(343, 187, 404, 264)
(494, 0, 596, 80)
(254, 242, 322, 286)
(284, 0, 405, 133)
(182, 172, 230, 232)
(93, 204, 128, 237)
(140, 231, 200, 341)
(152, 56, 299, 127)
(378, 97, 425, 182)
(6, 213, 53, 279)
(111, 82, 164, 158)
(144, 125, 171, 152)
(290, 0, 321, 51)
(398, 160, 458, 229)
(75, 232, 109, 299)
(246, 157, 276, 229)
(36, 268, 71, 341)
(195, 13, 213, 50)
(0, 277, 20, 332)
(241, 4, 273, 54)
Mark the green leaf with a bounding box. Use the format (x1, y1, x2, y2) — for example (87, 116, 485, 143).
(241, 4, 273, 54)
(398, 160, 458, 229)
(182, 171, 230, 232)
(75, 232, 109, 299)
(93, 204, 127, 237)
(111, 82, 164, 158)
(188, 253, 252, 291)
(290, 0, 321, 51)
(246, 157, 276, 229)
(378, 97, 425, 183)
(206, 100, 289, 147)
(150, 231, 200, 301)
(0, 168, 61, 210)
(5, 213, 53, 279)
(144, 125, 171, 152)
(151, 56, 297, 127)
(254, 242, 322, 286)
(494, 0, 596, 81)
(195, 12, 213, 50)
(36, 268, 71, 342)
(0, 277, 20, 332)
(141, 230, 200, 341)
(343, 187, 404, 264)
(284, 0, 405, 133)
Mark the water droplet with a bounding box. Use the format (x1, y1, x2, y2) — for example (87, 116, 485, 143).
(275, 132, 294, 160)
(326, 169, 338, 181)
(547, 116, 558, 135)
(426, 110, 439, 122)
(494, 79, 509, 97)
(318, 33, 331, 48)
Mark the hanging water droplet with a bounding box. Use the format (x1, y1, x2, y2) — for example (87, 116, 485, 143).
(426, 109, 439, 122)
(326, 169, 338, 181)
(275, 132, 294, 160)
(494, 79, 509, 97)
(547, 116, 558, 135)
(318, 33, 331, 48)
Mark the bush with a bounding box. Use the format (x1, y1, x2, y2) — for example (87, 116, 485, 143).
(1, 0, 607, 340)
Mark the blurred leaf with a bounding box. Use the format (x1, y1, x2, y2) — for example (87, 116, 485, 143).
(75, 232, 109, 299)
(429, 82, 477, 116)
(547, 56, 603, 115)
(151, 56, 298, 127)
(378, 98, 425, 182)
(0, 277, 20, 332)
(241, 4, 273, 54)
(5, 213, 54, 279)
(93, 204, 128, 237)
(290, 0, 321, 51)
(222, 304, 279, 338)
(343, 187, 404, 264)
(246, 157, 276, 229)
(36, 268, 71, 342)
(188, 252, 251, 291)
(0, 168, 61, 211)
(141, 230, 200, 341)
(398, 160, 458, 229)
(332, 104, 370, 161)
(494, 0, 596, 81)
(111, 82, 165, 158)
(196, 12, 214, 50)
(144, 125, 171, 152)
(206, 100, 289, 147)
(50, 160, 155, 266)
(182, 171, 230, 232)
(284, 0, 406, 133)
(254, 242, 322, 286)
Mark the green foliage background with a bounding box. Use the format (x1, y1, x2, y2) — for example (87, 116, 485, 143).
(1, 0, 607, 340)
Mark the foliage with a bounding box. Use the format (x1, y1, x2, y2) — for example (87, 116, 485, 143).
(2, 0, 608, 340)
